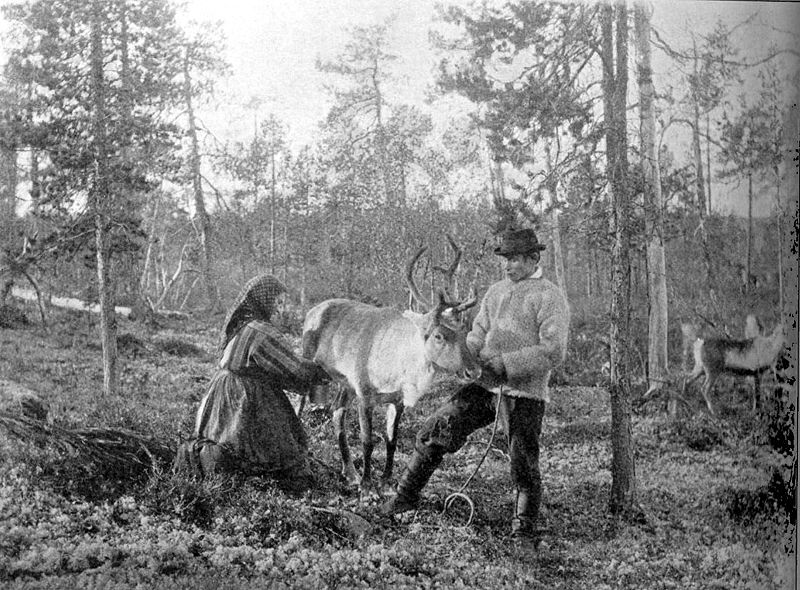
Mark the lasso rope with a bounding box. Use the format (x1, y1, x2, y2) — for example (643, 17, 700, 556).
(441, 388, 504, 527)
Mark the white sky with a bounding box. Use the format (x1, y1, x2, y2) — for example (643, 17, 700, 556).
(2, 0, 798, 216)
(183, 0, 800, 217)
(185, 0, 439, 148)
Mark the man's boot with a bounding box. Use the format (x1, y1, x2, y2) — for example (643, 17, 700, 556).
(380, 448, 442, 516)
(510, 488, 540, 553)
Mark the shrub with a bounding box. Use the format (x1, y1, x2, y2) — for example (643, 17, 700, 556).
(140, 468, 232, 528)
(670, 414, 726, 451)
(0, 304, 29, 328)
(722, 467, 796, 524)
(155, 338, 206, 358)
(0, 414, 174, 502)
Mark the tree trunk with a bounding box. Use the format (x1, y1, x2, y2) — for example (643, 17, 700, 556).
(90, 0, 118, 396)
(635, 4, 669, 401)
(29, 151, 39, 212)
(28, 74, 41, 213)
(603, 1, 637, 516)
(706, 112, 712, 213)
(544, 138, 567, 291)
(270, 134, 277, 275)
(373, 60, 392, 208)
(775, 169, 784, 315)
(491, 159, 506, 206)
(183, 48, 220, 313)
(550, 210, 566, 291)
(690, 41, 707, 218)
(746, 173, 753, 294)
(689, 43, 716, 295)
(0, 144, 16, 220)
(300, 203, 308, 310)
(138, 189, 161, 313)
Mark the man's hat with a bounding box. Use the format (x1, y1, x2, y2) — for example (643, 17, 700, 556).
(494, 228, 547, 256)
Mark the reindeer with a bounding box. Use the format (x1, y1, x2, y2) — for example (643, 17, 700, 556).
(302, 244, 479, 498)
(684, 320, 786, 416)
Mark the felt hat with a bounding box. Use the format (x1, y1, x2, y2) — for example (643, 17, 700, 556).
(494, 228, 547, 256)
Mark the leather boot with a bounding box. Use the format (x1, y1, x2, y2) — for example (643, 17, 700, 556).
(380, 449, 442, 516)
(510, 488, 540, 552)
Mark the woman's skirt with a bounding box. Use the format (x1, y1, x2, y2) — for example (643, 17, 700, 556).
(192, 369, 310, 477)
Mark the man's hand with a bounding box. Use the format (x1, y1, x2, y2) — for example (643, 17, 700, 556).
(478, 352, 505, 387)
(482, 353, 505, 375)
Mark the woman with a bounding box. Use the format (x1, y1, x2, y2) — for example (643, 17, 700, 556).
(182, 274, 325, 480)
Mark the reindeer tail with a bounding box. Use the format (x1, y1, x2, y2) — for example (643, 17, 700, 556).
(301, 301, 337, 360)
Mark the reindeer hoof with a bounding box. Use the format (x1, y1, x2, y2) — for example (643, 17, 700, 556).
(359, 482, 381, 503)
(379, 478, 395, 495)
(341, 470, 361, 488)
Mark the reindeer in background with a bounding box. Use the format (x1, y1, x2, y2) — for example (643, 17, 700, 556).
(682, 314, 786, 416)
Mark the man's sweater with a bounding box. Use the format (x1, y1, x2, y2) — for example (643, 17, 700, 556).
(467, 271, 570, 402)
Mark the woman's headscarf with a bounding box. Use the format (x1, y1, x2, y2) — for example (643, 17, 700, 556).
(219, 274, 286, 352)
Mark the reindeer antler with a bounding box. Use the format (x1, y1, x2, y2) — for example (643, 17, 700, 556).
(433, 234, 463, 300)
(405, 246, 431, 311)
(451, 286, 477, 313)
(408, 237, 478, 315)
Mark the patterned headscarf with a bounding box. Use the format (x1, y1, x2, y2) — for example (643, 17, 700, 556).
(219, 274, 286, 352)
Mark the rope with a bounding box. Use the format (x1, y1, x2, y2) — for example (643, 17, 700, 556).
(441, 388, 504, 527)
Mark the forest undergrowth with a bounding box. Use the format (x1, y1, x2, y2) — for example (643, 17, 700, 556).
(0, 303, 795, 589)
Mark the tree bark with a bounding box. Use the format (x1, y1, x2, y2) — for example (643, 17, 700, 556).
(602, 1, 637, 516)
(746, 173, 753, 295)
(550, 210, 566, 292)
(689, 41, 716, 295)
(0, 144, 16, 220)
(270, 124, 277, 275)
(635, 4, 669, 401)
(183, 47, 221, 313)
(706, 112, 712, 213)
(372, 57, 392, 208)
(139, 190, 161, 308)
(90, 0, 118, 396)
(544, 138, 567, 291)
(775, 169, 784, 315)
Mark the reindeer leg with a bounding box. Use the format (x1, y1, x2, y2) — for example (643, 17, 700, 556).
(357, 396, 376, 500)
(332, 386, 359, 486)
(702, 374, 718, 417)
(381, 401, 405, 488)
(752, 373, 761, 413)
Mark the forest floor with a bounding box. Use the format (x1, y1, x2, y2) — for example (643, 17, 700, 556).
(0, 302, 795, 589)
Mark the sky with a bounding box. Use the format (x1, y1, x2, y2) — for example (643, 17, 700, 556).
(1, 0, 798, 217)
(183, 0, 800, 217)
(184, 0, 439, 149)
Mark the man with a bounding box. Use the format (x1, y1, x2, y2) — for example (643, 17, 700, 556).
(381, 228, 570, 551)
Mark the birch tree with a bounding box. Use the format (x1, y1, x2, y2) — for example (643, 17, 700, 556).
(180, 22, 228, 313)
(635, 4, 669, 406)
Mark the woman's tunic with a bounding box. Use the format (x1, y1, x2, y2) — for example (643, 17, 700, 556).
(194, 319, 313, 475)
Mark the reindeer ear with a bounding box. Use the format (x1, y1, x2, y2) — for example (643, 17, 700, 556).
(406, 308, 433, 336)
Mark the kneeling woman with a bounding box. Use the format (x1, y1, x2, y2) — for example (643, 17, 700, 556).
(189, 274, 325, 479)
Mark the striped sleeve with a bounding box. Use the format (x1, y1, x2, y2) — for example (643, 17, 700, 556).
(247, 321, 311, 387)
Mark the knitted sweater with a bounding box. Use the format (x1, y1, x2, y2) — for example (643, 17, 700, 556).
(467, 271, 570, 402)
